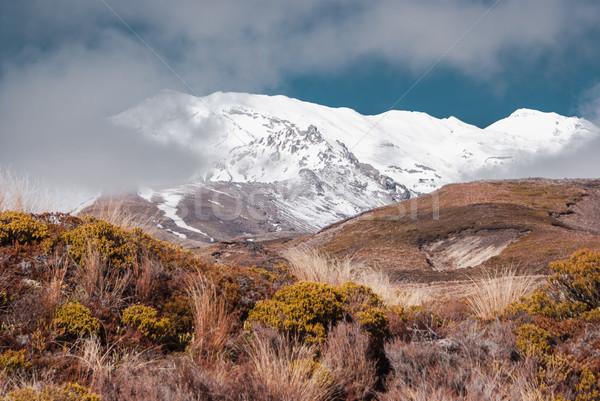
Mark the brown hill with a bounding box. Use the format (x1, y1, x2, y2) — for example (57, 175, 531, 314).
(285, 178, 600, 285)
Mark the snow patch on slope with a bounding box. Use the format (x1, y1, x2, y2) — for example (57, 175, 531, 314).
(115, 91, 600, 237)
(140, 186, 208, 237)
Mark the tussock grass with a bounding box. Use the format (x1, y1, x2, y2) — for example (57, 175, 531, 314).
(281, 246, 430, 306)
(187, 275, 234, 360)
(74, 243, 131, 308)
(465, 268, 542, 319)
(0, 168, 56, 213)
(72, 336, 156, 390)
(79, 196, 159, 236)
(42, 253, 68, 309)
(246, 329, 336, 401)
(322, 323, 376, 399)
(132, 253, 161, 303)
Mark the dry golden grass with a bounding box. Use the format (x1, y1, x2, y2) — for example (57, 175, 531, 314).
(281, 246, 430, 306)
(0, 168, 56, 213)
(322, 323, 376, 399)
(246, 330, 336, 401)
(42, 253, 68, 309)
(81, 196, 159, 236)
(187, 275, 234, 360)
(74, 243, 131, 308)
(465, 268, 542, 319)
(132, 253, 161, 303)
(72, 336, 155, 390)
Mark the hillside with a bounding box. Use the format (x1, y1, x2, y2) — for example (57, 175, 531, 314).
(4, 183, 600, 399)
(288, 179, 600, 284)
(79, 90, 600, 245)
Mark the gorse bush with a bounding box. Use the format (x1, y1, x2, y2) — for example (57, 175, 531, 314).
(248, 281, 344, 343)
(548, 249, 600, 309)
(0, 211, 48, 245)
(62, 218, 184, 270)
(52, 302, 100, 338)
(121, 304, 170, 342)
(4, 383, 100, 401)
(247, 281, 388, 344)
(505, 250, 600, 321)
(0, 349, 31, 375)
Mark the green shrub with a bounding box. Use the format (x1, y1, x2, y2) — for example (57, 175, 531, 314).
(338, 281, 384, 315)
(515, 323, 553, 358)
(0, 349, 32, 374)
(0, 211, 48, 245)
(247, 281, 344, 343)
(62, 218, 184, 270)
(53, 302, 100, 338)
(356, 307, 389, 338)
(505, 289, 587, 320)
(4, 383, 100, 401)
(122, 305, 170, 342)
(247, 281, 390, 344)
(548, 249, 600, 310)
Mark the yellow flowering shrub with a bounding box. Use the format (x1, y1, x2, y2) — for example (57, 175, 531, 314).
(247, 281, 389, 344)
(0, 211, 48, 246)
(515, 323, 553, 358)
(356, 307, 389, 338)
(247, 281, 345, 343)
(121, 305, 170, 342)
(548, 249, 600, 310)
(505, 289, 587, 320)
(0, 349, 32, 374)
(338, 281, 384, 315)
(62, 218, 186, 270)
(52, 302, 100, 338)
(4, 383, 100, 401)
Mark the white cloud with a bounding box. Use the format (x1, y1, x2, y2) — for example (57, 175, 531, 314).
(0, 36, 210, 192)
(0, 0, 598, 192)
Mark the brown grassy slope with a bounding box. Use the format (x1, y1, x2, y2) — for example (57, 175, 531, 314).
(289, 179, 600, 284)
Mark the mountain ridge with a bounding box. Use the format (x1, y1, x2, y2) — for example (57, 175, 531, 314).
(83, 90, 600, 245)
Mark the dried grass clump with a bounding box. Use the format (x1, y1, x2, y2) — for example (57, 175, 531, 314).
(245, 329, 337, 401)
(465, 267, 541, 319)
(381, 319, 545, 400)
(75, 243, 130, 309)
(79, 196, 159, 237)
(281, 246, 408, 306)
(187, 275, 235, 360)
(0, 168, 57, 213)
(322, 323, 377, 400)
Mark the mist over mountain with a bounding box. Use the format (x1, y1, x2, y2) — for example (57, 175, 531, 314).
(77, 90, 600, 244)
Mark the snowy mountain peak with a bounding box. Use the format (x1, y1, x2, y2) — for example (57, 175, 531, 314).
(110, 90, 600, 237)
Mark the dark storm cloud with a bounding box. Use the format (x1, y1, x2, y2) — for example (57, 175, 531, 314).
(0, 0, 599, 192)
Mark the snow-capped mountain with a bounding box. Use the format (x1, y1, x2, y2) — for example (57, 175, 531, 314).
(99, 90, 600, 244)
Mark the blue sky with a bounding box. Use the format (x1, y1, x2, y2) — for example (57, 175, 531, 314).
(2, 0, 599, 126)
(1, 0, 599, 189)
